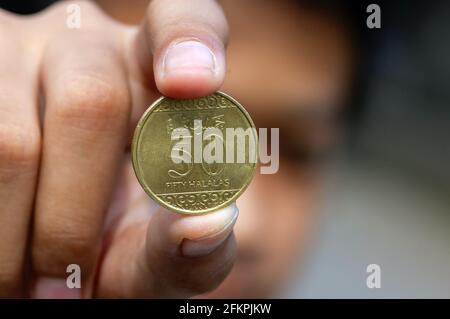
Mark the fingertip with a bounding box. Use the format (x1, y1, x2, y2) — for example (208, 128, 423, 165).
(157, 72, 223, 98)
(180, 204, 238, 257)
(149, 203, 239, 254)
(175, 203, 239, 241)
(139, 203, 239, 297)
(154, 39, 226, 98)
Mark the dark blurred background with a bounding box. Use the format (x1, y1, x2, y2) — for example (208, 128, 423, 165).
(283, 0, 450, 298)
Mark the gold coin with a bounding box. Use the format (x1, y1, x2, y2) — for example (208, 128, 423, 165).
(132, 91, 258, 214)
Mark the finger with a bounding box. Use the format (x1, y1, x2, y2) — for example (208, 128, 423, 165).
(32, 31, 130, 298)
(0, 32, 40, 297)
(96, 203, 238, 298)
(131, 0, 229, 98)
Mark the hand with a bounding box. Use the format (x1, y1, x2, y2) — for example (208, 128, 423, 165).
(0, 0, 236, 298)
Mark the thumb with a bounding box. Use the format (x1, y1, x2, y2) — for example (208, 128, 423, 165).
(96, 203, 238, 298)
(129, 0, 228, 98)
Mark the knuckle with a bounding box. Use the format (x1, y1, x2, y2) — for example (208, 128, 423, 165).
(0, 124, 41, 173)
(0, 265, 22, 296)
(33, 220, 96, 274)
(44, 0, 111, 32)
(51, 0, 101, 16)
(54, 74, 129, 131)
(0, 24, 12, 48)
(0, 9, 18, 27)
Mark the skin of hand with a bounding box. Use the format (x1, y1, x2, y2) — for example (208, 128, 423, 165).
(0, 0, 237, 298)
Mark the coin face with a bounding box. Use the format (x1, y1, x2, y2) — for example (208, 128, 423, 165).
(132, 91, 258, 214)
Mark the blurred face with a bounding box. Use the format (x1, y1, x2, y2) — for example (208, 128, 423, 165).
(99, 0, 352, 298)
(205, 0, 352, 298)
